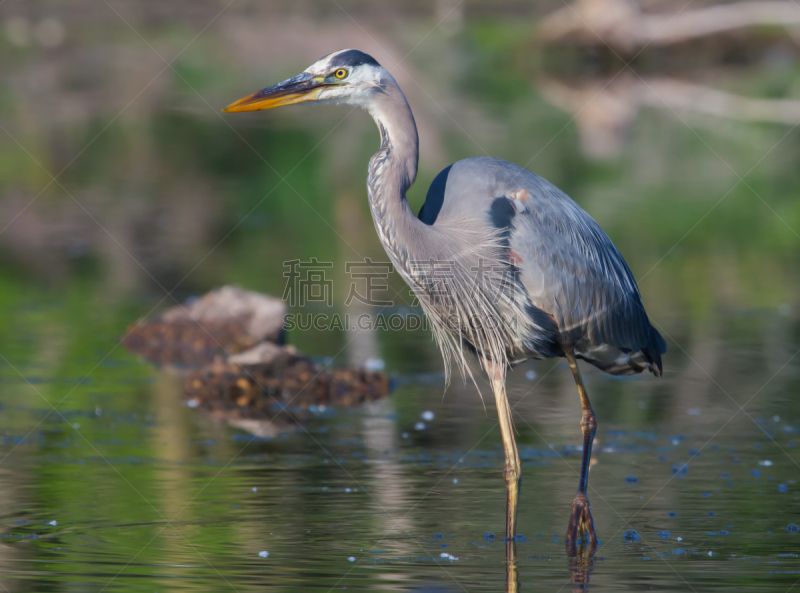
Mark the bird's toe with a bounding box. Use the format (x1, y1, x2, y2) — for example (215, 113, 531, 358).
(566, 493, 598, 546)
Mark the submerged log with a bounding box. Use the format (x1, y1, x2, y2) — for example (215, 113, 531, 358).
(122, 286, 391, 425)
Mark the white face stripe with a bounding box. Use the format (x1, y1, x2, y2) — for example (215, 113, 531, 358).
(305, 49, 359, 76)
(296, 50, 392, 109)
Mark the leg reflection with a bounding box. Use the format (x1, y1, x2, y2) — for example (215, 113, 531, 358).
(506, 539, 519, 593)
(566, 539, 597, 590)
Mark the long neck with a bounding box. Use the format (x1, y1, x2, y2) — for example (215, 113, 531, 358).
(365, 84, 421, 273)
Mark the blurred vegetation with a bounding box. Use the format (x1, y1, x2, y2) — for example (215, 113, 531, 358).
(0, 2, 799, 590)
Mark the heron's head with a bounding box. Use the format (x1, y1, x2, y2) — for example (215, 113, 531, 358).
(223, 49, 390, 113)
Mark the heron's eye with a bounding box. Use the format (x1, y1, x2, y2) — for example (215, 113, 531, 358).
(334, 68, 348, 79)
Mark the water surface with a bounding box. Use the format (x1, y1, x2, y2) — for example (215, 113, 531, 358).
(1, 4, 799, 591)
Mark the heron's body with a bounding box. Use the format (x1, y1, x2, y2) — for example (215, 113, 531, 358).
(416, 157, 665, 375)
(224, 48, 666, 572)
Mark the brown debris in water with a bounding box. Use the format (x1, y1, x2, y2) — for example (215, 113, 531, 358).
(122, 286, 390, 424)
(122, 317, 260, 368)
(184, 345, 389, 423)
(121, 286, 286, 369)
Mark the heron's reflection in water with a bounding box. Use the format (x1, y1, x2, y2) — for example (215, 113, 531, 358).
(567, 540, 598, 590)
(507, 540, 519, 593)
(501, 539, 595, 592)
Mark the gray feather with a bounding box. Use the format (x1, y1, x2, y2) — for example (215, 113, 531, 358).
(423, 157, 665, 376)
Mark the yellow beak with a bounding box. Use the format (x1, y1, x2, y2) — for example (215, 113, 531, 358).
(223, 73, 326, 113)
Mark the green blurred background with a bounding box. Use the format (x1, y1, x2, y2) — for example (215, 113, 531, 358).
(0, 1, 799, 591)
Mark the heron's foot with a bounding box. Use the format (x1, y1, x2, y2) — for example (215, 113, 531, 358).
(566, 493, 598, 547)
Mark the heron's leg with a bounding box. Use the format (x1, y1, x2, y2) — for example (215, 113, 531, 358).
(485, 360, 521, 550)
(485, 359, 520, 593)
(565, 352, 599, 547)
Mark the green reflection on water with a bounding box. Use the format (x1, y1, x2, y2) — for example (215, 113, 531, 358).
(0, 7, 799, 592)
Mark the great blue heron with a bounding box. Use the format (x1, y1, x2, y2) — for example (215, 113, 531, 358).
(224, 49, 666, 553)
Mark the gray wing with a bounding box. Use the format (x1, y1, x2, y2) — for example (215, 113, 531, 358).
(511, 188, 666, 376)
(425, 157, 666, 376)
